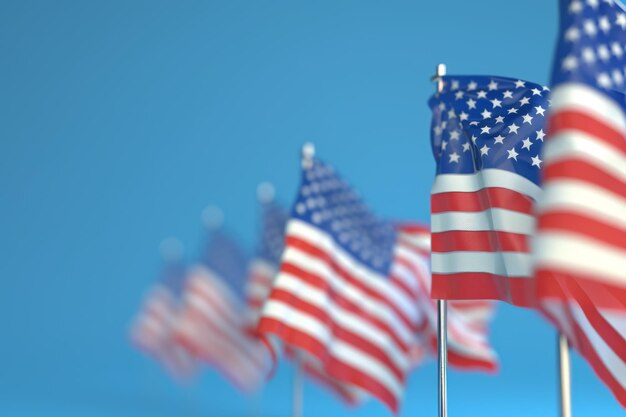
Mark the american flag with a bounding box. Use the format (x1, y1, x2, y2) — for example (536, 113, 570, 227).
(258, 157, 433, 413)
(396, 225, 499, 372)
(536, 0, 626, 407)
(130, 254, 197, 380)
(248, 197, 364, 405)
(174, 230, 270, 392)
(429, 75, 550, 307)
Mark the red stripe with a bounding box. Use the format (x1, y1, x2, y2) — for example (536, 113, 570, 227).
(268, 288, 406, 381)
(258, 317, 400, 413)
(548, 109, 626, 156)
(427, 336, 498, 372)
(431, 188, 534, 214)
(432, 273, 536, 307)
(542, 158, 626, 199)
(432, 230, 529, 253)
(284, 236, 418, 332)
(538, 211, 626, 252)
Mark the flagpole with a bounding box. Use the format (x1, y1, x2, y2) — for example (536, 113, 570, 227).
(558, 333, 572, 417)
(432, 63, 448, 417)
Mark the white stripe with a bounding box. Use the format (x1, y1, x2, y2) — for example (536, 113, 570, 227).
(280, 246, 417, 342)
(262, 299, 403, 398)
(431, 169, 542, 201)
(537, 180, 626, 229)
(551, 83, 626, 135)
(287, 220, 417, 321)
(272, 272, 410, 370)
(431, 208, 536, 235)
(534, 232, 626, 287)
(544, 131, 626, 183)
(432, 251, 533, 277)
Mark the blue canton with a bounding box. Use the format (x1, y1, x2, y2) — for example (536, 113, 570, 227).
(554, 0, 626, 102)
(429, 76, 551, 186)
(291, 159, 396, 276)
(256, 202, 288, 266)
(200, 231, 249, 299)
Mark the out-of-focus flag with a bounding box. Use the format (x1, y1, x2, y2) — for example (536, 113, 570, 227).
(395, 225, 499, 371)
(174, 222, 270, 393)
(248, 185, 363, 405)
(429, 75, 550, 306)
(536, 0, 626, 407)
(130, 239, 197, 380)
(258, 157, 428, 413)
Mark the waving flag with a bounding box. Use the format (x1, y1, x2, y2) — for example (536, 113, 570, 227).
(130, 252, 197, 379)
(536, 0, 626, 407)
(429, 75, 550, 306)
(174, 229, 270, 392)
(396, 226, 499, 372)
(248, 194, 363, 405)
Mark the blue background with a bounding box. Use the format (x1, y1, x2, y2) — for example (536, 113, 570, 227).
(0, 1, 621, 416)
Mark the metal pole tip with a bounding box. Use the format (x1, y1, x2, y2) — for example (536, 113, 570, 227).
(301, 142, 315, 169)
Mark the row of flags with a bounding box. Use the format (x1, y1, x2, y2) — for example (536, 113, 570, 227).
(131, 0, 626, 414)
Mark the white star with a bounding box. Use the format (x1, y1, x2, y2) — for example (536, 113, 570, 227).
(611, 42, 623, 58)
(462, 142, 471, 152)
(617, 13, 626, 30)
(583, 19, 597, 37)
(508, 123, 520, 134)
(468, 81, 477, 91)
(598, 44, 611, 61)
(481, 109, 492, 119)
(469, 121, 479, 126)
(536, 129, 546, 141)
(449, 130, 461, 140)
(490, 98, 503, 108)
(565, 26, 581, 42)
(569, 0, 583, 13)
(481, 126, 491, 135)
(455, 91, 464, 100)
(535, 105, 546, 116)
(477, 90, 488, 99)
(507, 147, 519, 161)
(480, 144, 490, 156)
(586, 0, 598, 8)
(582, 47, 596, 63)
(531, 155, 543, 168)
(598, 72, 613, 88)
(507, 107, 519, 114)
(471, 135, 478, 143)
(488, 80, 498, 91)
(459, 111, 469, 121)
(467, 98, 477, 109)
(451, 79, 460, 90)
(521, 137, 533, 150)
(503, 90, 513, 99)
(448, 108, 457, 118)
(543, 85, 550, 92)
(441, 140, 448, 150)
(519, 96, 531, 106)
(494, 135, 505, 144)
(599, 15, 611, 33)
(562, 55, 579, 71)
(613, 69, 624, 86)
(531, 88, 542, 96)
(523, 114, 534, 125)
(495, 115, 505, 124)
(448, 152, 460, 163)
(438, 102, 446, 111)
(515, 80, 526, 88)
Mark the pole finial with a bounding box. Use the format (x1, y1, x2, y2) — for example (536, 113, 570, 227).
(159, 237, 184, 261)
(301, 142, 315, 169)
(257, 181, 275, 204)
(201, 205, 224, 230)
(432, 63, 447, 94)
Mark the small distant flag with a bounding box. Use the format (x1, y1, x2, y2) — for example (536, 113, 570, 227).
(428, 75, 550, 307)
(174, 224, 270, 392)
(130, 239, 197, 380)
(536, 0, 626, 407)
(248, 185, 363, 404)
(257, 156, 426, 413)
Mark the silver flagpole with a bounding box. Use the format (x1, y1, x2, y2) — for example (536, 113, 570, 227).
(558, 333, 572, 417)
(291, 143, 315, 417)
(432, 63, 448, 417)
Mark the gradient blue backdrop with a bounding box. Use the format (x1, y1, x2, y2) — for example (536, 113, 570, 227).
(0, 1, 620, 416)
